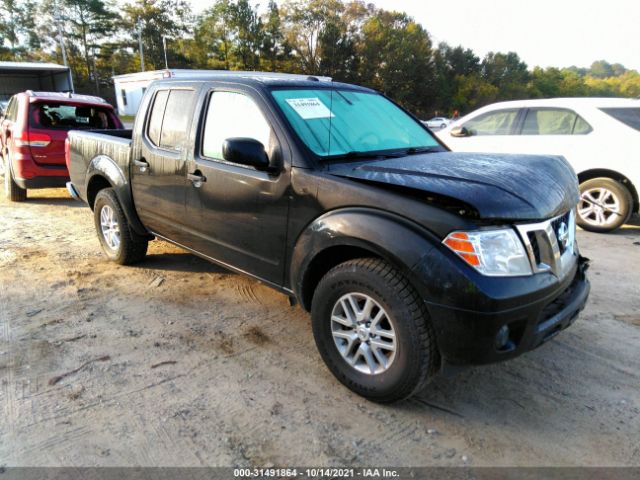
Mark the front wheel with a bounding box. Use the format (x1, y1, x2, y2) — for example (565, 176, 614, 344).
(94, 188, 148, 265)
(311, 258, 439, 403)
(577, 177, 632, 232)
(3, 151, 27, 202)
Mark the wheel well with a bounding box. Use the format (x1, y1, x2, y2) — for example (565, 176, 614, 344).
(299, 245, 382, 312)
(86, 175, 112, 210)
(577, 169, 639, 213)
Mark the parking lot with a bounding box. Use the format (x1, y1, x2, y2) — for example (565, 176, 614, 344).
(1, 188, 639, 467)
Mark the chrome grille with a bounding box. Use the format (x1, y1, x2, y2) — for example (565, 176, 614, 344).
(516, 210, 577, 278)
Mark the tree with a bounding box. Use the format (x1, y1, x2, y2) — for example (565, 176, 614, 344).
(282, 0, 344, 74)
(359, 9, 436, 117)
(122, 0, 192, 70)
(261, 0, 284, 71)
(230, 0, 262, 70)
(481, 51, 529, 100)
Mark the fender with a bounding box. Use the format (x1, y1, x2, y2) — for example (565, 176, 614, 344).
(289, 207, 442, 310)
(85, 155, 149, 236)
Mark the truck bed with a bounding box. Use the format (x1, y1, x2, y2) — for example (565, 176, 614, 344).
(66, 129, 133, 204)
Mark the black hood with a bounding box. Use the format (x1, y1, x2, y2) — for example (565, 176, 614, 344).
(328, 152, 579, 221)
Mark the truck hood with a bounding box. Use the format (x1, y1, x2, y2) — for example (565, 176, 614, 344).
(327, 152, 579, 221)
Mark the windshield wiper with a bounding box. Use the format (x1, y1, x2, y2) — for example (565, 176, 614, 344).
(329, 150, 399, 160)
(404, 146, 443, 155)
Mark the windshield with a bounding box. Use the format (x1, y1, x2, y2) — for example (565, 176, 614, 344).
(29, 102, 118, 130)
(271, 89, 439, 157)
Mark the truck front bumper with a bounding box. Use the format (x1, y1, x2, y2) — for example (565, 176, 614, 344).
(424, 255, 590, 366)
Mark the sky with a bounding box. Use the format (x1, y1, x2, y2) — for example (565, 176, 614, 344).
(187, 0, 640, 71)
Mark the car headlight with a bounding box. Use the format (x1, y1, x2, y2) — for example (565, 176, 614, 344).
(443, 228, 532, 276)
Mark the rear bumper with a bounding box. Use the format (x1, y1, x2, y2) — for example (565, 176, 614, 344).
(10, 150, 69, 189)
(14, 175, 69, 189)
(425, 256, 590, 366)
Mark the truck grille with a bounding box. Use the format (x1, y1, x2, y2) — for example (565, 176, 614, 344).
(516, 210, 576, 279)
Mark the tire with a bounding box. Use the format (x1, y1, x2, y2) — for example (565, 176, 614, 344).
(577, 177, 633, 233)
(93, 188, 148, 265)
(440, 123, 446, 129)
(311, 257, 439, 403)
(3, 151, 27, 202)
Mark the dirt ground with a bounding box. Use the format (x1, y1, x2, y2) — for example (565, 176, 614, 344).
(1, 188, 639, 468)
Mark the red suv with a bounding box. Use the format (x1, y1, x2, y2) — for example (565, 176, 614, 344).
(0, 91, 122, 201)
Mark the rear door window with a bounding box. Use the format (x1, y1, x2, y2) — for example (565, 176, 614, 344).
(159, 90, 195, 150)
(146, 89, 195, 150)
(462, 109, 519, 136)
(600, 108, 640, 131)
(147, 90, 169, 146)
(521, 108, 592, 135)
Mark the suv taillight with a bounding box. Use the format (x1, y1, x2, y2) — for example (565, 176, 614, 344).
(15, 132, 51, 147)
(64, 138, 71, 170)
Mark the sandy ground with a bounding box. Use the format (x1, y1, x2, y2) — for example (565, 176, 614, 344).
(0, 188, 639, 468)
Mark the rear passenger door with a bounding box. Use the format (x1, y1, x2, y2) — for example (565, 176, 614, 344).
(131, 87, 197, 240)
(513, 108, 595, 167)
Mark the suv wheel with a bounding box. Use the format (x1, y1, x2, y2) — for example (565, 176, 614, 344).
(3, 151, 27, 202)
(577, 177, 633, 232)
(94, 188, 148, 265)
(311, 258, 439, 403)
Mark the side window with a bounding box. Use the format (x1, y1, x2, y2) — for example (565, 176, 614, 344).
(202, 91, 271, 161)
(159, 90, 195, 150)
(146, 90, 169, 146)
(463, 109, 518, 136)
(522, 108, 592, 135)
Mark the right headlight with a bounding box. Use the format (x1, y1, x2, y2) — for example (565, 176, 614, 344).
(443, 228, 533, 277)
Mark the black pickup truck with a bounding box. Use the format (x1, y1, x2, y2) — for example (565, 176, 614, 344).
(66, 72, 590, 402)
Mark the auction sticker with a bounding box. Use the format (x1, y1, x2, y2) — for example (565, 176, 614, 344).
(285, 98, 335, 119)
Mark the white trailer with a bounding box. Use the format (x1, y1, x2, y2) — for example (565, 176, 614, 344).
(0, 61, 73, 105)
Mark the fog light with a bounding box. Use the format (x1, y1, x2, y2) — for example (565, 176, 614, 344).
(495, 325, 510, 350)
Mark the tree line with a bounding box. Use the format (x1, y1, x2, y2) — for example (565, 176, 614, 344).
(1, 0, 638, 117)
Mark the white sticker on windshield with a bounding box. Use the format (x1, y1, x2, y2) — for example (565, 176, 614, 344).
(285, 97, 335, 120)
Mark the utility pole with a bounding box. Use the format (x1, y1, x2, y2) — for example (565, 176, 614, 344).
(137, 20, 145, 72)
(162, 36, 169, 70)
(55, 15, 68, 67)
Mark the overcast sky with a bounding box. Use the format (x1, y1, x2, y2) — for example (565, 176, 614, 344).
(187, 0, 640, 71)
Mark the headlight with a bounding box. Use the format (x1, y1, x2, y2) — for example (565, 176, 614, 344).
(443, 228, 532, 276)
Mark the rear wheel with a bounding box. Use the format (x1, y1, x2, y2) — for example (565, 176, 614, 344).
(3, 150, 27, 202)
(94, 188, 148, 265)
(577, 177, 632, 232)
(311, 258, 439, 403)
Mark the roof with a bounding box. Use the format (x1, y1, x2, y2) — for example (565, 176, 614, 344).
(21, 91, 109, 105)
(480, 97, 640, 109)
(0, 61, 69, 72)
(112, 69, 333, 84)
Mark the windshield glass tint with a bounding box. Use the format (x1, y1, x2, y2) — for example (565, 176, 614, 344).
(600, 107, 640, 132)
(271, 89, 438, 156)
(29, 103, 117, 130)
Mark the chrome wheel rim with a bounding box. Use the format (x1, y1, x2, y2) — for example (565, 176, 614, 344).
(331, 293, 397, 375)
(100, 205, 120, 250)
(578, 187, 622, 227)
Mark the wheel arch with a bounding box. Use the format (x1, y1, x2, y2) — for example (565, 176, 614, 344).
(577, 168, 639, 213)
(290, 208, 440, 312)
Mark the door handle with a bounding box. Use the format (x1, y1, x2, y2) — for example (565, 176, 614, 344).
(134, 159, 149, 173)
(187, 172, 206, 188)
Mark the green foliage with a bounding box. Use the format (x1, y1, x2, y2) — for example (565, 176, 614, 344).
(1, 0, 638, 115)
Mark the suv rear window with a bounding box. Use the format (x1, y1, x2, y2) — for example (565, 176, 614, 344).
(600, 108, 640, 131)
(29, 103, 117, 130)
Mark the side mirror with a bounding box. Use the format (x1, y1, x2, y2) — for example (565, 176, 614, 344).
(450, 126, 471, 138)
(222, 137, 270, 170)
